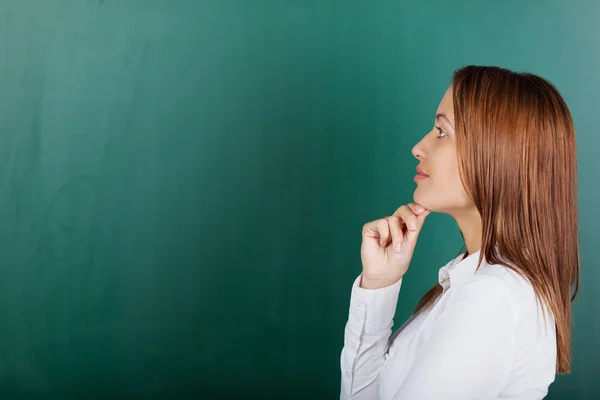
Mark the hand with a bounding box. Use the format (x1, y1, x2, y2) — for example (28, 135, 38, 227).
(360, 203, 430, 289)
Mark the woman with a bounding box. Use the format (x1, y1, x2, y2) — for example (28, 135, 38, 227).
(340, 65, 580, 399)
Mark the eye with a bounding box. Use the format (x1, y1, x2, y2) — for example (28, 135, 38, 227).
(435, 126, 447, 138)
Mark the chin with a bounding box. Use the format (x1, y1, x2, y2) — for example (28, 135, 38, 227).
(413, 189, 439, 213)
(413, 188, 428, 208)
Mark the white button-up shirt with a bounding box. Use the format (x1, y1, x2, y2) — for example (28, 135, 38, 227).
(340, 250, 557, 399)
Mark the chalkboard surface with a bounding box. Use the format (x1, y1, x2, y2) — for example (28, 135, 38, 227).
(0, 1, 597, 398)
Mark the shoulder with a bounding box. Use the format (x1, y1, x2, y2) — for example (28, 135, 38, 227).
(454, 271, 518, 310)
(476, 262, 537, 302)
(468, 262, 550, 327)
(433, 271, 519, 342)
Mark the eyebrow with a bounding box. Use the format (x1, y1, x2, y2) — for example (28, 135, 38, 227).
(436, 113, 454, 129)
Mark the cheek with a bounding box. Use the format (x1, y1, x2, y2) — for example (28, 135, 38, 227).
(413, 148, 471, 210)
(433, 148, 461, 188)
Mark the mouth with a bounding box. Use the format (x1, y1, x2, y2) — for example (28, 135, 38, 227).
(414, 173, 428, 182)
(414, 166, 429, 182)
(415, 166, 429, 178)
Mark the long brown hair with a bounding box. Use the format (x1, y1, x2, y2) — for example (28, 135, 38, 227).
(413, 65, 580, 374)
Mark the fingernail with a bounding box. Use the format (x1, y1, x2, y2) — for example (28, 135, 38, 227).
(395, 243, 402, 252)
(415, 206, 423, 212)
(410, 222, 417, 230)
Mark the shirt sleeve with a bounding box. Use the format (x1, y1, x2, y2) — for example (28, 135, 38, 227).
(340, 273, 402, 400)
(392, 275, 519, 400)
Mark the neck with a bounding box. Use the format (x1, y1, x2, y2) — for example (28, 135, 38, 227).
(454, 206, 482, 256)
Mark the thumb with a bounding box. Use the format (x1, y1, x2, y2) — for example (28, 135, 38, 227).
(406, 210, 430, 246)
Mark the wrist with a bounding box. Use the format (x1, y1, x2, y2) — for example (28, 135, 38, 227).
(360, 274, 402, 290)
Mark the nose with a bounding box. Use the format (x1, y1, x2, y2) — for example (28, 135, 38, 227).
(412, 139, 425, 160)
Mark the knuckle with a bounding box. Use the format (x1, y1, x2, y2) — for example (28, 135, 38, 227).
(388, 216, 401, 230)
(378, 219, 389, 233)
(387, 215, 400, 223)
(363, 220, 376, 234)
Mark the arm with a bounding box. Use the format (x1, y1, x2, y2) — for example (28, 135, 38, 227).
(392, 275, 518, 400)
(340, 273, 402, 399)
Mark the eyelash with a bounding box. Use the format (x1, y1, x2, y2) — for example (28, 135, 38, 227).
(435, 126, 447, 138)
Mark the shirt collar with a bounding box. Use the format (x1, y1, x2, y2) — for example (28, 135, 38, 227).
(438, 249, 484, 291)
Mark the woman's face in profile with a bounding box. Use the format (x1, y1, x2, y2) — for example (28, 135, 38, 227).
(411, 85, 474, 216)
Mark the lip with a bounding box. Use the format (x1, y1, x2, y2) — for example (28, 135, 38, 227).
(414, 166, 429, 182)
(416, 166, 429, 177)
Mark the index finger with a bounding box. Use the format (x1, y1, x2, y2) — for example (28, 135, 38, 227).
(392, 205, 419, 231)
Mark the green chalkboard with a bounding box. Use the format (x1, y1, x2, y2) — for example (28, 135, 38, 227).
(0, 1, 597, 398)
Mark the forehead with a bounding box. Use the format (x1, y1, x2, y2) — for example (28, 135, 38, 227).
(436, 85, 454, 119)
